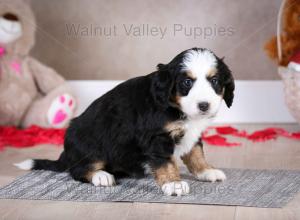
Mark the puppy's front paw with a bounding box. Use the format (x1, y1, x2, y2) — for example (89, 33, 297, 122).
(161, 181, 190, 196)
(92, 170, 116, 186)
(196, 169, 226, 182)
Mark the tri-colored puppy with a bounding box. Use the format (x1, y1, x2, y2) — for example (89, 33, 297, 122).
(15, 48, 234, 196)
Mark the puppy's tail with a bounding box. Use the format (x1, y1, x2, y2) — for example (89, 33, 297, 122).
(14, 152, 67, 172)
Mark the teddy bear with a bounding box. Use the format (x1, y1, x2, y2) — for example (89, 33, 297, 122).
(0, 0, 77, 128)
(264, 0, 300, 67)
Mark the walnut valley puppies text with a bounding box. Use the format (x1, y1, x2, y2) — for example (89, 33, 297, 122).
(65, 23, 235, 39)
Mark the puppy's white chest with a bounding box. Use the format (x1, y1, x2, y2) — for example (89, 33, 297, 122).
(174, 117, 211, 157)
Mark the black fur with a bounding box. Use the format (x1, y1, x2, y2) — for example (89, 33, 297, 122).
(216, 57, 235, 108)
(30, 48, 234, 183)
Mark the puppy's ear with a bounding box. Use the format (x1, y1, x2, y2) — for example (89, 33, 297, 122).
(224, 75, 235, 108)
(151, 64, 174, 108)
(157, 63, 168, 71)
(219, 58, 235, 108)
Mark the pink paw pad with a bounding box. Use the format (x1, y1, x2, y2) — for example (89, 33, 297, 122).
(52, 109, 67, 124)
(60, 95, 65, 103)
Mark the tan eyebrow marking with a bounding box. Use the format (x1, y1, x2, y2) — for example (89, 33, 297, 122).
(186, 70, 197, 80)
(206, 68, 217, 78)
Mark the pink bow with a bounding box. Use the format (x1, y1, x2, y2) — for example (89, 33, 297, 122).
(0, 47, 5, 57)
(0, 47, 21, 74)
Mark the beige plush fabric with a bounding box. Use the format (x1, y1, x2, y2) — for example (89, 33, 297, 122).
(0, 0, 75, 127)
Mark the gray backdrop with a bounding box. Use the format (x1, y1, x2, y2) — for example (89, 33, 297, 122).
(30, 0, 281, 80)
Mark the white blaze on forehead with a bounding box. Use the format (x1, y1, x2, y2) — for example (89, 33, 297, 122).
(182, 49, 217, 78)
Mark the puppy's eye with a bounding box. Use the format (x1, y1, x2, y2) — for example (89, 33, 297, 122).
(182, 78, 193, 88)
(211, 77, 219, 85)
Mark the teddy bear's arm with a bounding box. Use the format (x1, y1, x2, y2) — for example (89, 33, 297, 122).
(27, 57, 66, 94)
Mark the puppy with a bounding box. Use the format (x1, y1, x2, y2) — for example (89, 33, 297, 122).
(15, 48, 234, 196)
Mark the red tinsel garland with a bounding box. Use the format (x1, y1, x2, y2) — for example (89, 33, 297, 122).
(0, 125, 299, 150)
(202, 126, 300, 147)
(0, 126, 65, 150)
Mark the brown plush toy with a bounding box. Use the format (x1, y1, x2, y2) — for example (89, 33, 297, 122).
(264, 0, 300, 66)
(0, 0, 76, 128)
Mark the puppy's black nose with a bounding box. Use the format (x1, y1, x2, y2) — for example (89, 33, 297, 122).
(198, 102, 209, 112)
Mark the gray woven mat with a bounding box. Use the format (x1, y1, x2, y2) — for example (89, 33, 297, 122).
(0, 168, 300, 208)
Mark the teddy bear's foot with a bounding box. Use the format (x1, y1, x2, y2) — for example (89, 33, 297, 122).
(47, 94, 76, 128)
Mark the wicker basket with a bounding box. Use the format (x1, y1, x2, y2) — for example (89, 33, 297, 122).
(277, 0, 300, 123)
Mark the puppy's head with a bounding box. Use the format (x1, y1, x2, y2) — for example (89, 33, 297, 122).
(152, 48, 234, 119)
